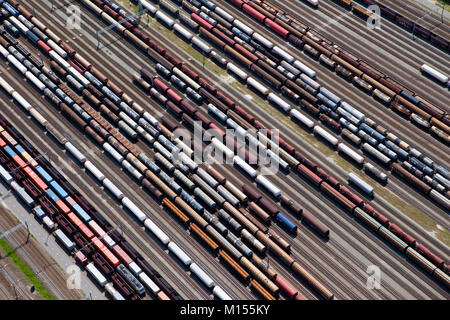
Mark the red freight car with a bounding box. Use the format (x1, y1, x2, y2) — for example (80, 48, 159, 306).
(242, 3, 266, 23)
(112, 244, 133, 265)
(264, 19, 290, 38)
(191, 13, 214, 30)
(37, 40, 52, 54)
(297, 164, 323, 187)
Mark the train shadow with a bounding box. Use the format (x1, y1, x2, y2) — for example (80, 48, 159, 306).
(409, 120, 432, 134)
(304, 50, 320, 61)
(291, 113, 319, 133)
(365, 173, 388, 188)
(228, 70, 247, 85)
(420, 71, 449, 89)
(60, 146, 86, 171)
(360, 151, 393, 171)
(337, 149, 365, 170)
(330, 0, 352, 11)
(54, 236, 76, 256)
(246, 84, 271, 100)
(174, 30, 193, 45)
(249, 172, 332, 242)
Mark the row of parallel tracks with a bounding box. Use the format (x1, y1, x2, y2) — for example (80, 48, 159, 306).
(267, 0, 450, 111)
(0, 205, 84, 299)
(0, 0, 447, 299)
(376, 0, 450, 40)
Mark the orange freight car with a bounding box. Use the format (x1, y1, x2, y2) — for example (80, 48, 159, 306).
(189, 223, 219, 252)
(162, 198, 190, 224)
(218, 250, 250, 281)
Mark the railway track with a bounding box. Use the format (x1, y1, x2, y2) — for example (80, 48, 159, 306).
(0, 204, 84, 299)
(0, 6, 260, 298)
(0, 0, 447, 300)
(210, 0, 449, 238)
(0, 78, 245, 299)
(218, 0, 450, 137)
(117, 1, 446, 298)
(372, 0, 450, 40)
(32, 0, 450, 298)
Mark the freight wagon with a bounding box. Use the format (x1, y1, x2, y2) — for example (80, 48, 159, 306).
(348, 173, 374, 197)
(7, 0, 450, 298)
(420, 64, 449, 85)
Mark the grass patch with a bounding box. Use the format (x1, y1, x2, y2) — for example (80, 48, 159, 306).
(229, 80, 450, 246)
(346, 172, 450, 246)
(118, 0, 449, 245)
(0, 238, 54, 300)
(117, 0, 228, 77)
(410, 0, 450, 19)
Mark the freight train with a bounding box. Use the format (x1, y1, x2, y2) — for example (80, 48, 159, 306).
(0, 112, 173, 300)
(127, 0, 449, 282)
(226, 0, 450, 141)
(0, 2, 303, 300)
(334, 0, 450, 52)
(1, 0, 448, 300)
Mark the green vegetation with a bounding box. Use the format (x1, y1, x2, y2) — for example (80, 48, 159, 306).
(411, 0, 450, 18)
(146, 19, 227, 77)
(119, 0, 450, 245)
(116, 0, 227, 77)
(346, 172, 450, 246)
(0, 238, 54, 300)
(229, 79, 450, 246)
